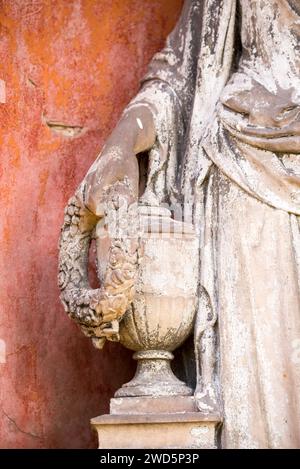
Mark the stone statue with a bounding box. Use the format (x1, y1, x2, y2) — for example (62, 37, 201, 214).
(59, 0, 300, 449)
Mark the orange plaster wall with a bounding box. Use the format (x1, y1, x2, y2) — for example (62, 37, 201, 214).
(0, 0, 183, 448)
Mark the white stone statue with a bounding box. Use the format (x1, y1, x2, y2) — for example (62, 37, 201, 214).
(59, 0, 300, 448)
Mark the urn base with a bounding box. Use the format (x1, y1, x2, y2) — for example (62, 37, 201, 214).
(115, 350, 192, 398)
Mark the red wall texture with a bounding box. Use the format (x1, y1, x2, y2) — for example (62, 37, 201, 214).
(0, 0, 183, 448)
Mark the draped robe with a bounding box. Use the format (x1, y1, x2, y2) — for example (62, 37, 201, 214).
(124, 0, 300, 448)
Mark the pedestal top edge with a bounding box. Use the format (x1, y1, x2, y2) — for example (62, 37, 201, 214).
(91, 412, 222, 426)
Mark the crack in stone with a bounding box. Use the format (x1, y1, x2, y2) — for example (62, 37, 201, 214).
(27, 78, 37, 87)
(2, 409, 42, 440)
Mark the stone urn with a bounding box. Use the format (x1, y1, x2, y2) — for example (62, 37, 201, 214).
(96, 206, 199, 398)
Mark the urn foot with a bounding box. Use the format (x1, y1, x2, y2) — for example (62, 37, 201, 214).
(115, 350, 192, 398)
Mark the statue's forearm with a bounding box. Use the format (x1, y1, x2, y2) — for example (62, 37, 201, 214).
(107, 104, 156, 155)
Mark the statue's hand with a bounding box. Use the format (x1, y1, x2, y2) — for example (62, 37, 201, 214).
(80, 105, 156, 218)
(83, 142, 139, 218)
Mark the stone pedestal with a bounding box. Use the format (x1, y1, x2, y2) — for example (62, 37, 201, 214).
(91, 396, 221, 449)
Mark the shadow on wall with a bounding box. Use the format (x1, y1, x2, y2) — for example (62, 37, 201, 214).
(0, 0, 183, 448)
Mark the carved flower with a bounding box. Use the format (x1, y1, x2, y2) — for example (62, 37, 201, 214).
(109, 246, 125, 267)
(72, 215, 80, 226)
(64, 214, 72, 225)
(68, 196, 79, 207)
(58, 268, 69, 289)
(69, 224, 79, 236)
(70, 269, 82, 285)
(89, 289, 102, 310)
(67, 205, 75, 216)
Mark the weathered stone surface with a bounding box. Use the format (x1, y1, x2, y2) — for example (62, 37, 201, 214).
(91, 413, 220, 449)
(110, 396, 199, 414)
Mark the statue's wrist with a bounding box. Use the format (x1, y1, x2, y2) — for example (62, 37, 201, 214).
(107, 119, 137, 154)
(119, 105, 156, 153)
